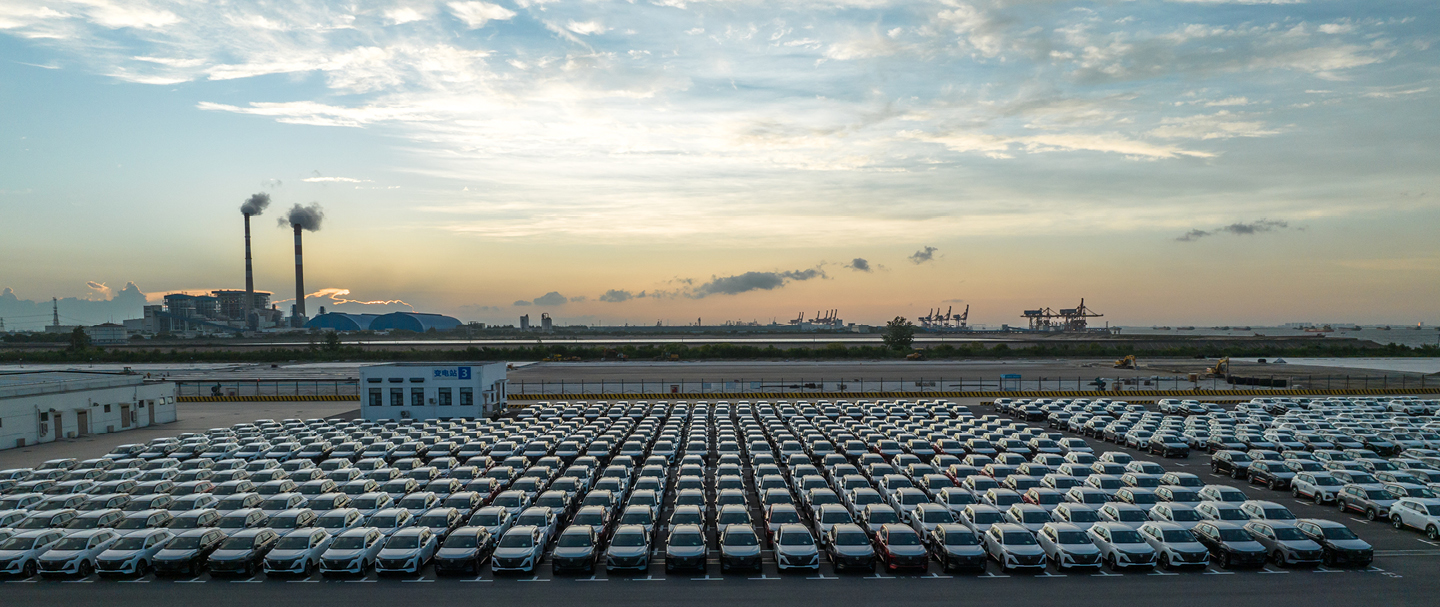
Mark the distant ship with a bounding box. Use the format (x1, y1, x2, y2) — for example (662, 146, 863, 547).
(1211, 326, 1231, 330)
(1177, 326, 1195, 330)
(1342, 326, 1363, 331)
(1235, 326, 1253, 331)
(1151, 326, 1172, 330)
(1380, 326, 1391, 330)
(1304, 325, 1335, 333)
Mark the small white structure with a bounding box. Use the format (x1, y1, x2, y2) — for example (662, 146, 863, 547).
(358, 362, 507, 421)
(0, 372, 177, 451)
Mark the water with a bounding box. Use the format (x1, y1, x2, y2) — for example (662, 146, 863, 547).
(1118, 326, 1440, 349)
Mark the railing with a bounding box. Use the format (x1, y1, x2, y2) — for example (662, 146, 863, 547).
(175, 374, 1432, 398)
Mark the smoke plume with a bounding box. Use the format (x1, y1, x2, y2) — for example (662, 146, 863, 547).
(279, 202, 325, 231)
(240, 192, 271, 216)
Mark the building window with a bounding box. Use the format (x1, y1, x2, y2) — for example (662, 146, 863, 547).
(104, 404, 112, 413)
(459, 387, 474, 407)
(390, 388, 404, 406)
(369, 388, 382, 407)
(438, 388, 452, 406)
(411, 388, 425, 406)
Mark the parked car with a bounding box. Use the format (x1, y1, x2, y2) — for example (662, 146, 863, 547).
(1295, 519, 1372, 568)
(318, 527, 385, 576)
(375, 526, 438, 575)
(1035, 522, 1101, 572)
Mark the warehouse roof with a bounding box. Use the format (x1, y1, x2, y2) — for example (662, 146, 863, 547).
(369, 312, 462, 333)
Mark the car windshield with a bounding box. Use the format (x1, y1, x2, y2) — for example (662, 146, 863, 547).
(1218, 529, 1252, 542)
(275, 536, 313, 550)
(556, 533, 591, 548)
(821, 511, 853, 524)
(619, 512, 651, 525)
(572, 513, 602, 526)
(1109, 530, 1143, 544)
(1320, 526, 1359, 540)
(723, 531, 758, 547)
(1057, 531, 1091, 544)
(1169, 509, 1202, 522)
(869, 510, 900, 524)
(371, 516, 401, 528)
(53, 536, 93, 550)
(670, 532, 704, 547)
(1066, 509, 1101, 523)
(612, 533, 646, 547)
(780, 532, 814, 546)
(445, 533, 482, 549)
(888, 531, 922, 546)
(1002, 532, 1036, 545)
(944, 531, 980, 546)
(271, 516, 304, 529)
(771, 511, 802, 524)
(836, 532, 871, 546)
(168, 536, 205, 550)
(317, 516, 350, 529)
(331, 536, 369, 550)
(1023, 511, 1050, 523)
(1264, 508, 1296, 520)
(387, 536, 421, 549)
(1161, 530, 1196, 542)
(1117, 510, 1148, 522)
(219, 537, 257, 550)
(498, 534, 533, 548)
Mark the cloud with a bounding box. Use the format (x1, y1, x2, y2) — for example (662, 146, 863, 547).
(909, 246, 938, 264)
(846, 258, 872, 272)
(598, 289, 636, 303)
(302, 176, 371, 183)
(1177, 219, 1290, 241)
(690, 268, 826, 298)
(446, 1, 515, 29)
(0, 282, 148, 330)
(531, 291, 569, 306)
(565, 21, 605, 36)
(512, 300, 532, 306)
(1149, 112, 1280, 140)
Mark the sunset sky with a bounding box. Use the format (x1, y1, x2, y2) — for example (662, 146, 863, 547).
(0, 0, 1436, 330)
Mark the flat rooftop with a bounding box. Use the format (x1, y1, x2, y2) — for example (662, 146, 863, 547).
(0, 371, 147, 400)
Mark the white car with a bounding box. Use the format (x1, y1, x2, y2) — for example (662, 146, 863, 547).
(1390, 498, 1440, 540)
(1035, 522, 1102, 571)
(264, 528, 333, 576)
(95, 529, 174, 577)
(37, 528, 120, 577)
(319, 527, 386, 576)
(1137, 522, 1209, 570)
(1087, 522, 1156, 571)
(1291, 472, 1343, 504)
(0, 529, 65, 578)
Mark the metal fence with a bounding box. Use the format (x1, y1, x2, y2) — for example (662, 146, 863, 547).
(507, 374, 1434, 395)
(176, 374, 1433, 398)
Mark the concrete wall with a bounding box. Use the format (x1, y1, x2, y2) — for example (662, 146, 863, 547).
(0, 382, 177, 451)
(359, 363, 506, 421)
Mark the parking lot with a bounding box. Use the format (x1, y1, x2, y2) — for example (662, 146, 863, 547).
(2, 395, 1438, 607)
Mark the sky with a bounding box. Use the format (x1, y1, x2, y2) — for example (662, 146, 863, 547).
(0, 0, 1437, 330)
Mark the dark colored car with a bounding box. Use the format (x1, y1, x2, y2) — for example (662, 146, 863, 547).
(1295, 519, 1372, 568)
(205, 528, 279, 577)
(875, 523, 929, 571)
(718, 524, 762, 573)
(1192, 521, 1267, 569)
(1211, 451, 1253, 480)
(433, 526, 493, 575)
(151, 528, 227, 576)
(825, 523, 876, 572)
(1247, 461, 1296, 490)
(549, 526, 598, 574)
(664, 524, 707, 573)
(930, 523, 986, 573)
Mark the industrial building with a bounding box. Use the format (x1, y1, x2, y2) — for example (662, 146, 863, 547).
(358, 362, 507, 421)
(0, 372, 177, 451)
(125, 290, 283, 336)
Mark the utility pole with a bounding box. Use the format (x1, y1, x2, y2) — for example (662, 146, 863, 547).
(52, 297, 60, 328)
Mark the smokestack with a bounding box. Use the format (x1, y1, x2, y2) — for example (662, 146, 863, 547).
(240, 193, 270, 331)
(279, 202, 323, 328)
(293, 223, 305, 326)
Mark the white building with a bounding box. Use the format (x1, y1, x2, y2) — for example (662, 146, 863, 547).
(83, 323, 129, 345)
(0, 372, 177, 450)
(358, 363, 507, 421)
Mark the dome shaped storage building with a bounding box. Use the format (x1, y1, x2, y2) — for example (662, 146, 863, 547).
(305, 313, 380, 331)
(369, 312, 462, 333)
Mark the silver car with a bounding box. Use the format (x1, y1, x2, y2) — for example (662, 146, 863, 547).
(773, 523, 819, 571)
(264, 528, 333, 576)
(0, 529, 65, 578)
(319, 527, 385, 576)
(1137, 522, 1209, 569)
(37, 528, 120, 577)
(375, 526, 438, 575)
(491, 525, 545, 574)
(1087, 522, 1156, 571)
(983, 523, 1046, 573)
(605, 524, 651, 573)
(1036, 522, 1102, 571)
(95, 529, 174, 577)
(367, 508, 414, 537)
(1243, 521, 1323, 567)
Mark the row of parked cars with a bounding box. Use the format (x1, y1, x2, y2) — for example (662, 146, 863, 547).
(0, 397, 1387, 579)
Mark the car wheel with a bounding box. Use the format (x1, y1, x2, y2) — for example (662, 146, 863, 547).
(1269, 480, 1280, 490)
(1219, 553, 1232, 569)
(1313, 493, 1324, 505)
(1106, 554, 1118, 571)
(1159, 553, 1171, 570)
(1336, 500, 1347, 513)
(1366, 508, 1378, 522)
(79, 561, 94, 577)
(1393, 516, 1405, 530)
(22, 561, 37, 578)
(1291, 487, 1300, 498)
(1428, 526, 1439, 541)
(1273, 550, 1287, 567)
(1211, 465, 1219, 474)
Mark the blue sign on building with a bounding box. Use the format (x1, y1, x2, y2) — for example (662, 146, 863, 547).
(458, 367, 472, 380)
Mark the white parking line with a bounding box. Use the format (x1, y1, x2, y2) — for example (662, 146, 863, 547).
(286, 579, 320, 583)
(61, 580, 94, 584)
(118, 579, 151, 583)
(575, 577, 607, 582)
(401, 578, 434, 583)
(1090, 571, 1122, 577)
(342, 579, 376, 583)
(747, 575, 778, 580)
(632, 575, 663, 581)
(174, 579, 207, 583)
(979, 572, 1010, 579)
(1203, 569, 1234, 575)
(518, 576, 551, 582)
(1312, 567, 1342, 573)
(1034, 572, 1066, 578)
(806, 574, 837, 580)
(1257, 567, 1289, 574)
(459, 577, 492, 582)
(924, 573, 953, 579)
(690, 575, 722, 581)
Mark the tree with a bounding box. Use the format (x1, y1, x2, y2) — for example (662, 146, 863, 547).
(323, 331, 342, 352)
(68, 326, 91, 351)
(882, 316, 915, 351)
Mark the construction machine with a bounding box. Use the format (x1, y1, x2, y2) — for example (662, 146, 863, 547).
(1205, 357, 1231, 377)
(1114, 355, 1137, 369)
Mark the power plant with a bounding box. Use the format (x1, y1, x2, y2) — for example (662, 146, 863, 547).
(239, 192, 270, 331)
(279, 202, 324, 328)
